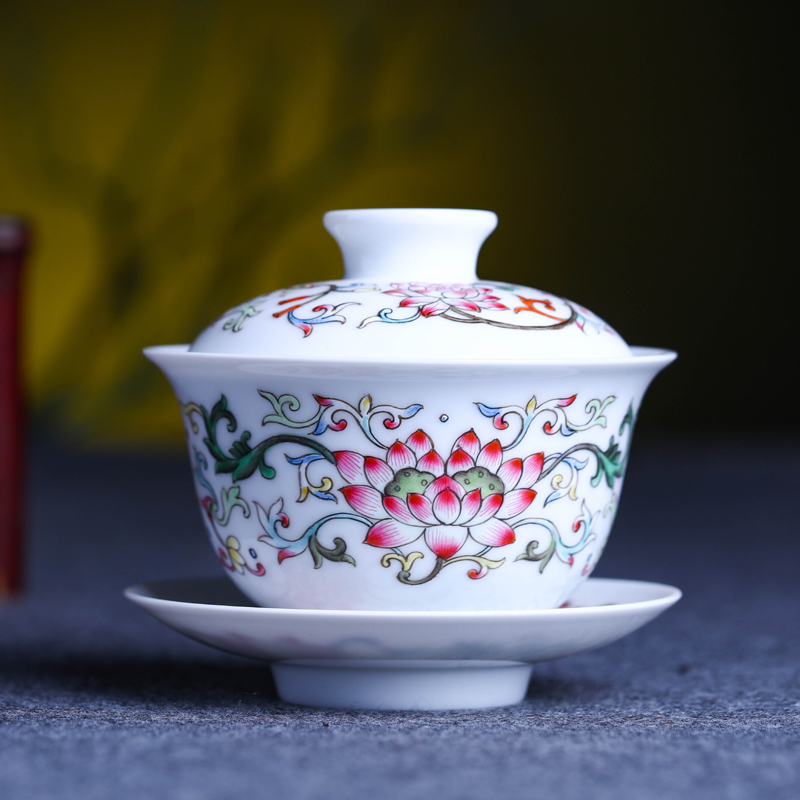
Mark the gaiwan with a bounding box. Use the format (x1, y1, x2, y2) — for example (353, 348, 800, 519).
(145, 208, 675, 612)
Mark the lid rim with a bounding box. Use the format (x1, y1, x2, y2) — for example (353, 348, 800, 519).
(145, 344, 677, 369)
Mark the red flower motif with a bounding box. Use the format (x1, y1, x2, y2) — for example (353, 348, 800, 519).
(335, 430, 542, 560)
(384, 283, 508, 317)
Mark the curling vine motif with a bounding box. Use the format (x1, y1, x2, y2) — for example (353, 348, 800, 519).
(211, 281, 616, 338)
(183, 387, 635, 586)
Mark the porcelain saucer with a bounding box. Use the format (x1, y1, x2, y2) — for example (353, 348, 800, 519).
(125, 577, 681, 711)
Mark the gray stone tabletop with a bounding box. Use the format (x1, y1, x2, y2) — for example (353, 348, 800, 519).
(1, 437, 798, 800)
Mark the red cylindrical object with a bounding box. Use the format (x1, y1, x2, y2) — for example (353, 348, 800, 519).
(0, 216, 29, 597)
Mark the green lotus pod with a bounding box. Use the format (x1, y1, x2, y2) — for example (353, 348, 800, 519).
(453, 467, 505, 498)
(384, 468, 436, 499)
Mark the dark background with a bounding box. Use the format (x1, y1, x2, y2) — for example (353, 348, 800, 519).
(0, 0, 795, 444)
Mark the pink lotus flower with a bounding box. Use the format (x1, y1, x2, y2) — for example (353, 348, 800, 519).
(385, 283, 508, 317)
(335, 430, 543, 560)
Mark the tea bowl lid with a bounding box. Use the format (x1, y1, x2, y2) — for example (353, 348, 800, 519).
(189, 208, 632, 362)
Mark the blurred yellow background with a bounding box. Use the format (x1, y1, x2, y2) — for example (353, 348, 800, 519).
(0, 1, 786, 445)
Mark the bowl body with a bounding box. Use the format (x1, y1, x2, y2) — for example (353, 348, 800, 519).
(146, 346, 674, 611)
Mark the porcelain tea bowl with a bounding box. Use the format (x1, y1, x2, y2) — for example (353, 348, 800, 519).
(145, 208, 675, 612)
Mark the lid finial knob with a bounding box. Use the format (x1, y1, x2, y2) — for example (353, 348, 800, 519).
(323, 208, 498, 284)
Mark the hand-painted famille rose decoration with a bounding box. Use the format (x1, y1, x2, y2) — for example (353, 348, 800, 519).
(212, 280, 611, 339)
(147, 208, 675, 611)
(182, 388, 629, 588)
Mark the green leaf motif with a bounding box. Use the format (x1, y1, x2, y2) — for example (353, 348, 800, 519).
(258, 391, 324, 429)
(223, 303, 263, 333)
(308, 535, 356, 569)
(185, 396, 336, 485)
(217, 486, 250, 526)
(590, 403, 637, 488)
(514, 538, 556, 573)
(590, 436, 624, 488)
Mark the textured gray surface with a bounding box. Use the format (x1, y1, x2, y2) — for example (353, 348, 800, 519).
(1, 438, 799, 799)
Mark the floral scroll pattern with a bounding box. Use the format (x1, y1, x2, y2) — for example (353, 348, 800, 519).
(335, 428, 542, 582)
(183, 387, 636, 587)
(214, 281, 615, 338)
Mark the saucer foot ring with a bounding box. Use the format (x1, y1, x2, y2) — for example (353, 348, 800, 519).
(272, 659, 533, 711)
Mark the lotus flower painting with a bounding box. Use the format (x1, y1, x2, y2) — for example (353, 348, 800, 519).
(336, 429, 542, 561)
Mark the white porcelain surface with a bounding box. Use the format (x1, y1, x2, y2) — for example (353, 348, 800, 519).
(125, 576, 681, 710)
